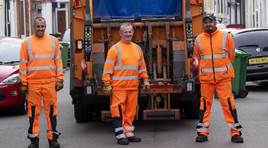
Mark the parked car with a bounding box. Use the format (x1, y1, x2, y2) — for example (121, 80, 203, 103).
(232, 28, 268, 81)
(219, 28, 238, 37)
(0, 36, 27, 114)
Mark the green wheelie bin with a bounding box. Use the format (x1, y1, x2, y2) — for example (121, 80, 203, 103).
(60, 42, 69, 69)
(233, 49, 250, 98)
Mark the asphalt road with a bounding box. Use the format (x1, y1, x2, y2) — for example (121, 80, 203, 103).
(1, 70, 268, 148)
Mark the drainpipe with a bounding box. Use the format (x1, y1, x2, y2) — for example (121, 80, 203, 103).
(28, 0, 31, 35)
(28, 0, 32, 36)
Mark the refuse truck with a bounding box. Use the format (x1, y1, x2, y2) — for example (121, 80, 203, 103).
(69, 0, 204, 122)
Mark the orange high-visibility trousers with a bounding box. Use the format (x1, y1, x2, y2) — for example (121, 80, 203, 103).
(110, 90, 138, 140)
(196, 79, 242, 136)
(27, 81, 60, 140)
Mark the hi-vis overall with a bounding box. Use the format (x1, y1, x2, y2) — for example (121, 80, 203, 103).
(102, 41, 148, 140)
(194, 29, 242, 136)
(19, 34, 64, 140)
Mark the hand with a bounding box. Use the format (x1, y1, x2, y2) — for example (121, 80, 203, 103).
(56, 81, 64, 91)
(20, 85, 28, 95)
(143, 79, 150, 90)
(103, 83, 112, 96)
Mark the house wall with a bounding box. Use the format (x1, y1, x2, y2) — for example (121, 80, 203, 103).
(0, 0, 4, 36)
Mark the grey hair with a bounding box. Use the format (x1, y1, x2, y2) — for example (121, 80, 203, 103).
(34, 16, 46, 25)
(120, 23, 134, 33)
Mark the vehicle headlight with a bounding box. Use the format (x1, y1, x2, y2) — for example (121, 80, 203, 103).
(0, 74, 21, 85)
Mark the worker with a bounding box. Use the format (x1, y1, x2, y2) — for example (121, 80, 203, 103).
(194, 14, 243, 143)
(19, 16, 64, 148)
(102, 22, 150, 145)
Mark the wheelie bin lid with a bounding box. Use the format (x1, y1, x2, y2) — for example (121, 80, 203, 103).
(235, 49, 251, 58)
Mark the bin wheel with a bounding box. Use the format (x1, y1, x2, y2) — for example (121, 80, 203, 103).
(239, 89, 248, 98)
(232, 91, 237, 98)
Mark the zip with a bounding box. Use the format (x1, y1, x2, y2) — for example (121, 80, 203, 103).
(210, 34, 216, 82)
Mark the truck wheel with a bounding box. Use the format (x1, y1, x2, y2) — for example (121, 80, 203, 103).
(184, 100, 200, 119)
(16, 95, 28, 115)
(184, 84, 200, 119)
(74, 102, 93, 122)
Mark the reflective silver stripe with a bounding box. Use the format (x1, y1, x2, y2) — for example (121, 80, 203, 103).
(226, 48, 235, 56)
(28, 133, 39, 138)
(139, 58, 144, 66)
(111, 76, 139, 80)
(114, 45, 122, 66)
(197, 122, 210, 127)
(55, 55, 62, 59)
(229, 48, 235, 54)
(196, 127, 208, 132)
(196, 36, 203, 56)
(114, 66, 138, 70)
(222, 32, 228, 54)
(125, 126, 134, 131)
(57, 67, 63, 71)
(19, 71, 27, 75)
(139, 68, 147, 74)
(197, 55, 200, 58)
(228, 123, 241, 128)
(116, 134, 126, 139)
(51, 36, 55, 60)
(46, 130, 60, 135)
(125, 132, 134, 137)
(105, 59, 115, 65)
(201, 53, 227, 59)
(20, 59, 28, 64)
(201, 63, 232, 73)
(137, 44, 141, 59)
(115, 127, 124, 133)
(228, 123, 242, 131)
(28, 66, 56, 71)
(103, 70, 113, 74)
(32, 54, 53, 59)
(26, 38, 33, 60)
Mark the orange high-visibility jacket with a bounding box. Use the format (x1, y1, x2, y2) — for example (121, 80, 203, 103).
(19, 34, 64, 85)
(102, 41, 149, 90)
(194, 29, 235, 83)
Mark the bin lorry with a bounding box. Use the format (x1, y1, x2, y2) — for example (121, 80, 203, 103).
(70, 0, 204, 122)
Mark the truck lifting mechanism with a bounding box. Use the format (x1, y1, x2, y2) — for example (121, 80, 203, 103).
(70, 0, 203, 122)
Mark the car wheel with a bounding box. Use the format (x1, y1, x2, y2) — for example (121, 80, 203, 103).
(16, 94, 28, 115)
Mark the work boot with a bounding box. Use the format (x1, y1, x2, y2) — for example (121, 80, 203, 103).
(231, 135, 244, 143)
(48, 139, 61, 148)
(117, 138, 129, 145)
(127, 136, 141, 142)
(28, 137, 39, 148)
(196, 134, 208, 142)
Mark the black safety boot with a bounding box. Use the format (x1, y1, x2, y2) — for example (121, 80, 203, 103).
(196, 134, 208, 142)
(48, 139, 61, 148)
(127, 136, 141, 142)
(117, 138, 129, 145)
(231, 135, 244, 143)
(28, 137, 39, 148)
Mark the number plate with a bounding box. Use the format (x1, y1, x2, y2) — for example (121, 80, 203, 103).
(249, 57, 268, 64)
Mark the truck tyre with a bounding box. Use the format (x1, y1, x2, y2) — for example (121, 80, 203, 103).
(184, 84, 200, 119)
(74, 102, 93, 122)
(184, 100, 200, 119)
